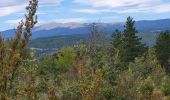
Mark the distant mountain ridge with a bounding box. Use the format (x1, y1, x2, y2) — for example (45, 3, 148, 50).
(2, 18, 170, 39)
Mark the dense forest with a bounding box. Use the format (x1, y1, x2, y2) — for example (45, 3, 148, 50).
(0, 0, 170, 100)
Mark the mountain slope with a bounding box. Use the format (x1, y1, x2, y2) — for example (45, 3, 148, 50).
(2, 18, 170, 39)
(29, 34, 87, 49)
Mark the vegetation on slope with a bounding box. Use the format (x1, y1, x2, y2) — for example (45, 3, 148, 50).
(0, 0, 170, 100)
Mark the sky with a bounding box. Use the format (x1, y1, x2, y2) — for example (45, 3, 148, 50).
(0, 0, 170, 30)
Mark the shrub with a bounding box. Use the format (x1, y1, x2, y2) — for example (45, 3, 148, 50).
(161, 76, 170, 96)
(62, 83, 81, 100)
(138, 77, 154, 94)
(56, 47, 76, 70)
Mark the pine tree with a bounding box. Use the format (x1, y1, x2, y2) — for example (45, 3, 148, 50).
(155, 31, 170, 73)
(119, 16, 147, 68)
(111, 29, 123, 50)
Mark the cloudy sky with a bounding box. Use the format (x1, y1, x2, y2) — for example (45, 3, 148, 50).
(0, 0, 170, 30)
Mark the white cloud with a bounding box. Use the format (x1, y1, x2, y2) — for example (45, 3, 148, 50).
(74, 0, 159, 8)
(39, 0, 63, 5)
(74, 9, 121, 14)
(55, 18, 87, 23)
(153, 4, 170, 13)
(73, 0, 170, 14)
(0, 0, 62, 6)
(5, 19, 23, 25)
(0, 4, 26, 17)
(5, 18, 45, 27)
(0, 0, 62, 17)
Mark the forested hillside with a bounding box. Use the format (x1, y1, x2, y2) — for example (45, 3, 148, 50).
(29, 32, 158, 49)
(29, 34, 87, 49)
(0, 0, 170, 100)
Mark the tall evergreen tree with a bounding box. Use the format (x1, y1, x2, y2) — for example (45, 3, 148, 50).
(155, 31, 170, 73)
(111, 29, 123, 50)
(120, 16, 147, 67)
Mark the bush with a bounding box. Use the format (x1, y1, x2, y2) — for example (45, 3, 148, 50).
(138, 77, 154, 94)
(56, 47, 76, 70)
(161, 76, 170, 96)
(62, 83, 81, 100)
(101, 85, 116, 100)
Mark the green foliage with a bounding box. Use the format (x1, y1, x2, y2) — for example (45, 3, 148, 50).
(161, 76, 170, 96)
(38, 56, 58, 82)
(62, 83, 82, 100)
(138, 77, 154, 94)
(104, 68, 118, 87)
(91, 45, 107, 70)
(29, 32, 158, 50)
(75, 44, 89, 59)
(114, 48, 168, 99)
(56, 47, 76, 70)
(101, 84, 116, 99)
(111, 29, 123, 50)
(38, 56, 57, 76)
(121, 16, 148, 64)
(111, 16, 148, 71)
(30, 34, 87, 49)
(155, 30, 170, 73)
(1, 11, 170, 99)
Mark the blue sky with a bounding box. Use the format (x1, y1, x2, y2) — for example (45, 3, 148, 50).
(0, 0, 170, 31)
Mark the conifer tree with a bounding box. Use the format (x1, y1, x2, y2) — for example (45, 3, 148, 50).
(111, 29, 123, 50)
(111, 29, 124, 70)
(155, 31, 170, 73)
(112, 16, 147, 70)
